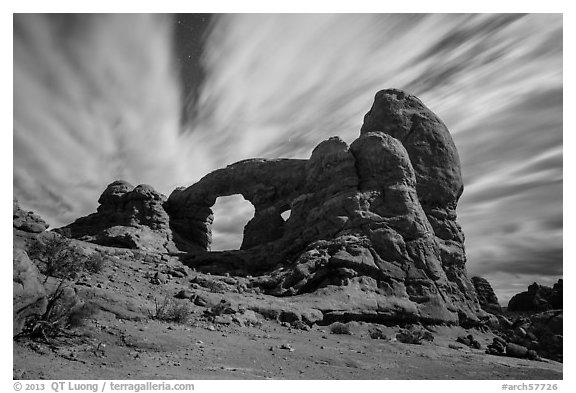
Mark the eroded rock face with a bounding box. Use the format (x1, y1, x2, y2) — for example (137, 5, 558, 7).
(13, 199, 49, 233)
(56, 181, 194, 253)
(471, 276, 502, 314)
(360, 88, 463, 209)
(13, 249, 47, 336)
(167, 159, 307, 252)
(167, 89, 485, 326)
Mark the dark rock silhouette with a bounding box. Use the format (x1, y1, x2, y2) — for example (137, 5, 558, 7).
(472, 276, 502, 314)
(508, 279, 563, 312)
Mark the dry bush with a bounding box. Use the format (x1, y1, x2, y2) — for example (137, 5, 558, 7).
(149, 295, 191, 324)
(68, 302, 100, 328)
(396, 327, 434, 345)
(27, 236, 83, 283)
(83, 253, 107, 273)
(22, 237, 101, 340)
(369, 327, 388, 340)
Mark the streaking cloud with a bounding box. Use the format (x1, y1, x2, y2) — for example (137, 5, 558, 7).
(13, 14, 562, 303)
(14, 14, 192, 226)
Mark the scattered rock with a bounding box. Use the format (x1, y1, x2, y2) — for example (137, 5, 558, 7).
(291, 320, 310, 331)
(514, 326, 527, 338)
(497, 315, 514, 330)
(150, 272, 168, 285)
(191, 276, 234, 293)
(206, 299, 236, 317)
(13, 368, 27, 379)
(527, 350, 540, 361)
(330, 322, 352, 335)
(236, 310, 259, 326)
(174, 289, 194, 299)
(214, 315, 233, 325)
(169, 266, 188, 277)
(456, 334, 481, 349)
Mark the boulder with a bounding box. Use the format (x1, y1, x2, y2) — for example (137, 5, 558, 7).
(13, 249, 47, 336)
(506, 343, 529, 358)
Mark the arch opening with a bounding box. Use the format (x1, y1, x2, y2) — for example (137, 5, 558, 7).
(280, 209, 291, 222)
(210, 194, 255, 251)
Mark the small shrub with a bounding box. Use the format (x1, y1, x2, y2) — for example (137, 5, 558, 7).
(83, 253, 106, 273)
(396, 327, 434, 345)
(24, 293, 80, 339)
(149, 295, 171, 320)
(330, 322, 352, 335)
(149, 296, 191, 324)
(27, 236, 83, 283)
(169, 302, 192, 324)
(68, 302, 100, 328)
(369, 327, 388, 340)
(22, 236, 101, 340)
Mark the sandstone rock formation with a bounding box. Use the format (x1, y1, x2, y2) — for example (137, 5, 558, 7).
(508, 280, 563, 312)
(41, 89, 485, 326)
(167, 89, 485, 326)
(13, 199, 49, 233)
(13, 249, 47, 336)
(167, 159, 307, 252)
(472, 276, 502, 314)
(56, 181, 195, 253)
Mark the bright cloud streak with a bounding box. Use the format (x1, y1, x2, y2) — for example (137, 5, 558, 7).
(13, 14, 562, 304)
(13, 14, 195, 226)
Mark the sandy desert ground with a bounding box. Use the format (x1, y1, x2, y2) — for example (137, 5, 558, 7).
(13, 244, 562, 380)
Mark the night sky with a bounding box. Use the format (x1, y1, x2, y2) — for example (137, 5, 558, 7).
(13, 14, 563, 304)
(173, 14, 212, 124)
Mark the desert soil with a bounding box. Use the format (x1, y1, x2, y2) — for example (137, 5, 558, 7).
(13, 246, 563, 380)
